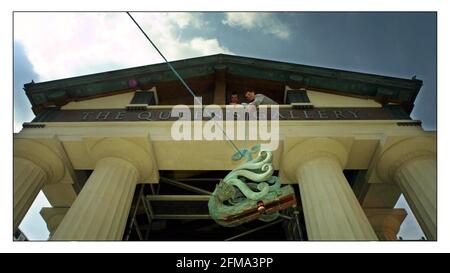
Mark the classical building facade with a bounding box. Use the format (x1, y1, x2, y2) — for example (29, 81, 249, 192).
(14, 54, 436, 241)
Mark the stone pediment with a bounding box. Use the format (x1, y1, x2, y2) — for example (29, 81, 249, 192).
(24, 54, 422, 114)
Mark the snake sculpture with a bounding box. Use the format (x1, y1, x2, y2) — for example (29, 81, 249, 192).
(209, 145, 294, 227)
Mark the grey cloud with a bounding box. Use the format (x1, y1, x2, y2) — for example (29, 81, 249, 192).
(14, 41, 39, 131)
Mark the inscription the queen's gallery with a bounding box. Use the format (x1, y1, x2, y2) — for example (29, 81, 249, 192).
(37, 107, 398, 122)
(79, 109, 361, 121)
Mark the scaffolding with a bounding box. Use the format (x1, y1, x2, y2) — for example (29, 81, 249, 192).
(123, 177, 305, 241)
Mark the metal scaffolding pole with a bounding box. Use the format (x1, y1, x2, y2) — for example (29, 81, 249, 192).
(225, 218, 285, 241)
(124, 184, 145, 241)
(146, 195, 210, 202)
(160, 177, 212, 195)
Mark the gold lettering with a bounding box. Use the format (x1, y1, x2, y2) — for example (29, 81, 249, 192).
(348, 110, 359, 118)
(137, 111, 152, 121)
(318, 110, 329, 119)
(81, 112, 94, 120)
(96, 112, 110, 120)
(333, 110, 345, 119)
(303, 110, 312, 119)
(159, 111, 170, 120)
(114, 111, 126, 120)
(288, 110, 295, 119)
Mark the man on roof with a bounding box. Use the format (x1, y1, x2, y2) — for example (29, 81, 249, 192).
(244, 90, 278, 106)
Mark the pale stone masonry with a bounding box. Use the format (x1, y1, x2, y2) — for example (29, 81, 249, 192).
(14, 54, 436, 240)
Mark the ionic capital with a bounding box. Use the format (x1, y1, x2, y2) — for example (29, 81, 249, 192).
(14, 138, 65, 184)
(87, 137, 157, 182)
(376, 136, 436, 183)
(282, 138, 349, 182)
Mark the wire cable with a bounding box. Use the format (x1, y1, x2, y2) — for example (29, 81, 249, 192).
(126, 12, 242, 156)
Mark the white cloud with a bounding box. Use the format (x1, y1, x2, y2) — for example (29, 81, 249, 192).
(189, 37, 231, 55)
(167, 12, 205, 29)
(222, 13, 290, 40)
(14, 12, 231, 82)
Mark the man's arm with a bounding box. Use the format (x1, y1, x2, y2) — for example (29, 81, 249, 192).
(249, 94, 265, 106)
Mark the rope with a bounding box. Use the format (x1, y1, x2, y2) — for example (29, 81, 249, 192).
(126, 12, 242, 156)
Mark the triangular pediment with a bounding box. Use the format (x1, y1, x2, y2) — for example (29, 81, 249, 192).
(61, 91, 135, 110)
(303, 89, 381, 108)
(25, 54, 421, 114)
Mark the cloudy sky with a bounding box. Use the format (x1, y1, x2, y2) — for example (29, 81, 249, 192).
(13, 12, 436, 240)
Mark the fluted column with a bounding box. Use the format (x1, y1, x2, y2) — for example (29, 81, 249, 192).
(51, 137, 158, 240)
(296, 155, 377, 240)
(13, 139, 65, 231)
(377, 136, 436, 240)
(52, 157, 138, 240)
(283, 138, 377, 240)
(14, 157, 46, 230)
(396, 157, 436, 239)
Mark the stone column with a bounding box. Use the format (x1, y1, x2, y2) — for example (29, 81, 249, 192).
(14, 157, 46, 231)
(283, 138, 377, 240)
(365, 208, 407, 240)
(377, 136, 436, 240)
(40, 207, 69, 237)
(52, 157, 138, 240)
(13, 139, 65, 231)
(51, 138, 157, 240)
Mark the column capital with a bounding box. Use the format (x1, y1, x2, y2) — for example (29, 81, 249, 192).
(14, 138, 65, 184)
(377, 136, 436, 183)
(87, 137, 157, 182)
(282, 138, 348, 182)
(51, 155, 139, 240)
(365, 208, 407, 240)
(40, 207, 69, 236)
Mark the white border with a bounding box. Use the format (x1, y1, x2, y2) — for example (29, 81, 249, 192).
(1, 0, 448, 253)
